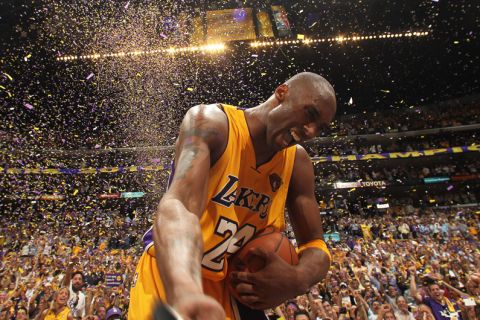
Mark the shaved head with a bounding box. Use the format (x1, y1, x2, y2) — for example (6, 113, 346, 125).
(285, 72, 337, 113)
(284, 72, 337, 122)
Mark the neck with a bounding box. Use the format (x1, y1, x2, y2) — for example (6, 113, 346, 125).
(433, 296, 444, 304)
(243, 100, 277, 164)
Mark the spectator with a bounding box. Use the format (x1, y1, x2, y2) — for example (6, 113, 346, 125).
(36, 287, 73, 320)
(394, 296, 415, 320)
(295, 310, 312, 320)
(63, 262, 86, 319)
(410, 268, 463, 320)
(105, 307, 122, 320)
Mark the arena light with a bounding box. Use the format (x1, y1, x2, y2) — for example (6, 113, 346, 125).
(250, 30, 429, 48)
(57, 43, 226, 61)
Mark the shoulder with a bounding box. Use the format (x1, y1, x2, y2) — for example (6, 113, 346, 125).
(181, 104, 228, 137)
(422, 296, 433, 304)
(179, 104, 229, 162)
(291, 145, 314, 175)
(294, 145, 312, 162)
(287, 145, 315, 195)
(183, 104, 228, 130)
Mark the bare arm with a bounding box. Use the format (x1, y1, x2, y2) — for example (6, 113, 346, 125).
(409, 267, 423, 303)
(62, 258, 75, 287)
(35, 309, 48, 320)
(439, 280, 469, 298)
(287, 146, 331, 293)
(153, 105, 227, 308)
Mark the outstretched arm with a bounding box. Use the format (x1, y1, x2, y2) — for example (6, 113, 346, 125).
(153, 105, 227, 319)
(409, 267, 423, 303)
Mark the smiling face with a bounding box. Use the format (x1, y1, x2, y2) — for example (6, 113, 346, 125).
(265, 73, 336, 151)
(55, 288, 70, 306)
(428, 284, 443, 301)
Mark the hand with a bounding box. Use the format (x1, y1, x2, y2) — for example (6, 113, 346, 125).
(378, 304, 391, 315)
(229, 247, 305, 310)
(353, 290, 361, 300)
(172, 294, 225, 320)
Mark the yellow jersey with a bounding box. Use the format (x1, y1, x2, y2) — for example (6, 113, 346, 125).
(143, 104, 297, 281)
(44, 307, 71, 320)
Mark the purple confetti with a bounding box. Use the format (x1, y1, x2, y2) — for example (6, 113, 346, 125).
(447, 185, 454, 191)
(124, 1, 130, 9)
(24, 102, 34, 110)
(160, 33, 167, 39)
(86, 73, 94, 80)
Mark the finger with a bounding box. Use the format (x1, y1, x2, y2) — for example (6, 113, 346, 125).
(238, 298, 267, 310)
(230, 271, 255, 284)
(246, 247, 270, 261)
(238, 294, 259, 306)
(235, 283, 255, 296)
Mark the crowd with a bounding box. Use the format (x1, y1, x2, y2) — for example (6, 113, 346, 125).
(310, 131, 479, 157)
(1, 96, 478, 320)
(322, 100, 480, 137)
(315, 159, 480, 186)
(0, 202, 151, 320)
(2, 95, 478, 153)
(274, 207, 479, 320)
(1, 201, 478, 320)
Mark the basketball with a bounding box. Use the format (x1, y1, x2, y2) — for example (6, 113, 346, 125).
(228, 226, 299, 274)
(227, 227, 299, 300)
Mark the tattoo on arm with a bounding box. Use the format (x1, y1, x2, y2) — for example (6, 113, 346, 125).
(174, 144, 200, 180)
(174, 127, 219, 180)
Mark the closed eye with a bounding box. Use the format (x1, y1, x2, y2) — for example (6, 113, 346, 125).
(305, 106, 320, 122)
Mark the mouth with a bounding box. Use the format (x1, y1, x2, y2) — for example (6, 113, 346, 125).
(290, 129, 302, 143)
(279, 129, 301, 148)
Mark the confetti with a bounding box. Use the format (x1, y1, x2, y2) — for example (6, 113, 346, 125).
(24, 103, 34, 110)
(2, 72, 13, 81)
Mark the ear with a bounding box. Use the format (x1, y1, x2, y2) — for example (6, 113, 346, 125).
(274, 83, 289, 102)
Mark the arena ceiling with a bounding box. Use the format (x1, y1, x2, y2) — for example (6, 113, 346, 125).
(0, 0, 479, 150)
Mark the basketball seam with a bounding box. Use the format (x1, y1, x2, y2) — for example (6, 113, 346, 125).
(252, 226, 276, 239)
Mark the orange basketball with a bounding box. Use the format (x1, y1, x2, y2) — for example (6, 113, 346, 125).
(227, 226, 298, 278)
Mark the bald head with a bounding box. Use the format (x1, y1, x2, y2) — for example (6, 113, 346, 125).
(261, 71, 337, 150)
(284, 72, 337, 123)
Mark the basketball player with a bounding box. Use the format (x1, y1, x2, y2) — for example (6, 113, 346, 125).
(129, 72, 337, 320)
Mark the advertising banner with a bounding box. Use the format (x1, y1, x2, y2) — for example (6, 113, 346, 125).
(256, 10, 274, 38)
(271, 5, 292, 37)
(206, 8, 256, 43)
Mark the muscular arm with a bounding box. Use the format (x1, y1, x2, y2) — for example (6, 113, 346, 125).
(153, 105, 227, 306)
(287, 146, 331, 294)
